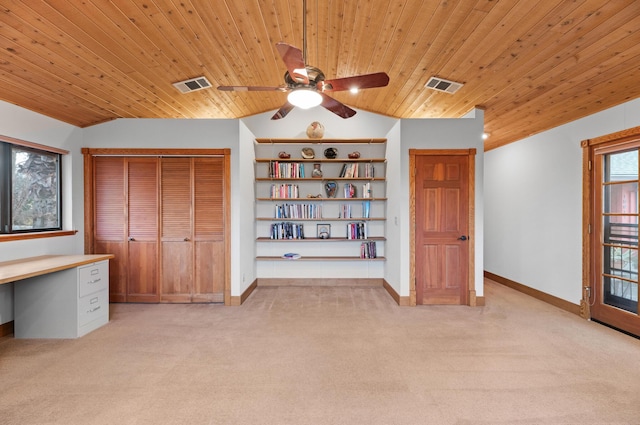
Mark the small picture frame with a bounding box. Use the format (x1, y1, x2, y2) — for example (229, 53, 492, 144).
(317, 224, 331, 239)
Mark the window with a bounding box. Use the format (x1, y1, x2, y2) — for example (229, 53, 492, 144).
(0, 141, 62, 233)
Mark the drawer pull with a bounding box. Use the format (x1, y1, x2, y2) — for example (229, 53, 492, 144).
(87, 278, 102, 284)
(91, 269, 100, 275)
(87, 305, 101, 313)
(90, 297, 99, 304)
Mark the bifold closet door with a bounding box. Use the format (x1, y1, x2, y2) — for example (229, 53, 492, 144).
(160, 157, 225, 303)
(94, 157, 159, 303)
(126, 158, 159, 302)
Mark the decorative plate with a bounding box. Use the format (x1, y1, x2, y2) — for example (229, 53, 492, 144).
(301, 147, 315, 159)
(324, 147, 338, 159)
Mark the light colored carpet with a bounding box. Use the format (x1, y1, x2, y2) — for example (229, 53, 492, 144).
(1, 279, 640, 425)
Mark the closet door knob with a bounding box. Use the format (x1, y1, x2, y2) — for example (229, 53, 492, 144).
(184, 237, 190, 241)
(128, 237, 135, 241)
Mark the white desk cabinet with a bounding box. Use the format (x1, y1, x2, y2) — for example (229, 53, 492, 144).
(13, 259, 110, 338)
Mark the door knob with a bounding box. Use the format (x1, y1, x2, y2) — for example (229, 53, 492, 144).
(458, 235, 468, 241)
(128, 237, 135, 241)
(184, 237, 190, 241)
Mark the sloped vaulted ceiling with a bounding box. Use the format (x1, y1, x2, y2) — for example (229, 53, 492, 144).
(0, 1, 639, 150)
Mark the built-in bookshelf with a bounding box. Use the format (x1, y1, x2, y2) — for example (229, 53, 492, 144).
(254, 138, 386, 262)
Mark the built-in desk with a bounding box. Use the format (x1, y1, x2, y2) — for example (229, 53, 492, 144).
(0, 254, 114, 338)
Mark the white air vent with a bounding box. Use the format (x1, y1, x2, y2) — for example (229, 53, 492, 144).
(172, 76, 212, 93)
(424, 76, 464, 94)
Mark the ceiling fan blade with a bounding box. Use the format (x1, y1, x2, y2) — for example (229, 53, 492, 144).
(320, 93, 356, 119)
(321, 72, 390, 92)
(217, 85, 286, 92)
(271, 102, 295, 120)
(276, 42, 309, 85)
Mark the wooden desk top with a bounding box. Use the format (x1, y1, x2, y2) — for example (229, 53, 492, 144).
(0, 254, 114, 285)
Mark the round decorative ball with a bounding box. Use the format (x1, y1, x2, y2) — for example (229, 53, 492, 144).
(306, 121, 325, 139)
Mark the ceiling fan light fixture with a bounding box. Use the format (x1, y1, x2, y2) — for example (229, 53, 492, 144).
(288, 88, 322, 109)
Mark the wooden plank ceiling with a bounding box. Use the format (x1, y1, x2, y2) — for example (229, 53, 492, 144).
(0, 0, 639, 150)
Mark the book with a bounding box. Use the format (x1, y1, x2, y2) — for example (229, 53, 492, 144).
(270, 222, 305, 239)
(282, 252, 301, 260)
(347, 221, 367, 239)
(360, 241, 377, 258)
(362, 200, 370, 218)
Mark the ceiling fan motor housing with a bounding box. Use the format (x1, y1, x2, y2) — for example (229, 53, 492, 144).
(284, 66, 326, 89)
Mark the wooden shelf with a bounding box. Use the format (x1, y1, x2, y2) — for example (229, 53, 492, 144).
(255, 158, 386, 163)
(256, 237, 386, 242)
(255, 138, 386, 266)
(255, 138, 386, 144)
(256, 217, 385, 221)
(256, 177, 385, 181)
(256, 256, 386, 261)
(256, 197, 387, 201)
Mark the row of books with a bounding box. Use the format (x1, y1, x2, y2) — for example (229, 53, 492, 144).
(362, 182, 372, 198)
(344, 183, 357, 198)
(275, 203, 322, 219)
(340, 203, 353, 218)
(270, 222, 305, 240)
(339, 163, 375, 178)
(269, 161, 305, 178)
(270, 184, 299, 199)
(338, 201, 372, 219)
(347, 221, 368, 240)
(360, 241, 377, 258)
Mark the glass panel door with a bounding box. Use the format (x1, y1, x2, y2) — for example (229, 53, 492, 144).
(592, 148, 640, 335)
(602, 151, 638, 314)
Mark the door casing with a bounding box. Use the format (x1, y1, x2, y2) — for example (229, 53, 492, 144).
(582, 125, 640, 335)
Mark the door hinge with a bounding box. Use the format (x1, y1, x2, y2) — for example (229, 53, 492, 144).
(588, 224, 592, 234)
(588, 160, 592, 171)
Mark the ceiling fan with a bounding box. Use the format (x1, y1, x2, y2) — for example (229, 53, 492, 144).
(217, 0, 389, 120)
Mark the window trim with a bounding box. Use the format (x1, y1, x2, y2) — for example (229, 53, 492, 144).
(0, 134, 69, 155)
(0, 230, 76, 242)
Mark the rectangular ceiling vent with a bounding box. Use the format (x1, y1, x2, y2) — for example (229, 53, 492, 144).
(172, 76, 212, 93)
(424, 76, 464, 94)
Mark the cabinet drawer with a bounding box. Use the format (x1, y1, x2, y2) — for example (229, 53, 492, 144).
(78, 290, 108, 327)
(78, 261, 108, 297)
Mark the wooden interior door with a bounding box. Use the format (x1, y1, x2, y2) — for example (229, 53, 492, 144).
(126, 158, 159, 302)
(160, 158, 193, 302)
(415, 153, 470, 305)
(192, 157, 226, 302)
(93, 157, 159, 302)
(160, 157, 226, 302)
(94, 157, 127, 302)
